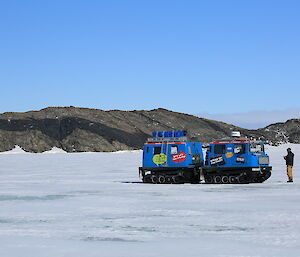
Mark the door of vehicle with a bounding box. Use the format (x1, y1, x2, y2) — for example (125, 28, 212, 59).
(233, 143, 247, 166)
(209, 144, 226, 167)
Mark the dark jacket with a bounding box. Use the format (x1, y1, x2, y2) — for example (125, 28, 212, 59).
(285, 151, 294, 166)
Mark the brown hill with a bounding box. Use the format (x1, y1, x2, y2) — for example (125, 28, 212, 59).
(0, 107, 297, 152)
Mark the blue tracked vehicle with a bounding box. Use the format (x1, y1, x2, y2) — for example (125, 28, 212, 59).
(139, 131, 204, 184)
(203, 132, 272, 184)
(139, 131, 272, 184)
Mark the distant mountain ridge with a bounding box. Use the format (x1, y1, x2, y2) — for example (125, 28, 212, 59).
(0, 107, 299, 152)
(197, 108, 300, 129)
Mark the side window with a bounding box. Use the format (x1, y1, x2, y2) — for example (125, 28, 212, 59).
(171, 145, 178, 154)
(146, 147, 149, 153)
(214, 144, 226, 154)
(153, 147, 161, 154)
(250, 143, 263, 153)
(234, 144, 246, 154)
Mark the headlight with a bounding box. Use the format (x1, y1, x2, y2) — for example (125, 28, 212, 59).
(192, 155, 200, 163)
(259, 156, 269, 165)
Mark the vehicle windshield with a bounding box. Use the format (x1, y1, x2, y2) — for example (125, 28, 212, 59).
(250, 142, 264, 153)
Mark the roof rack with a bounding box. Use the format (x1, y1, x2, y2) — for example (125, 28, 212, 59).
(147, 136, 188, 143)
(147, 130, 188, 143)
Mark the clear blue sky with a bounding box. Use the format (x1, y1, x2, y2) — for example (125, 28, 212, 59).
(0, 0, 299, 115)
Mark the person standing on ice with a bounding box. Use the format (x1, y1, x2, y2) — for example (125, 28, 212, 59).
(284, 148, 294, 183)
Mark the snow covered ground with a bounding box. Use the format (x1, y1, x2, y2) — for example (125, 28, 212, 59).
(0, 144, 299, 257)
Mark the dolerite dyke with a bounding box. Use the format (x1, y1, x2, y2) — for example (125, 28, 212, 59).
(0, 107, 299, 152)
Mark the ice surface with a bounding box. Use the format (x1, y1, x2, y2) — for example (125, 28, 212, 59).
(0, 144, 299, 257)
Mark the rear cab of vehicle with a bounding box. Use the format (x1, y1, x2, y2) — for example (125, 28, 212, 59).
(139, 131, 204, 183)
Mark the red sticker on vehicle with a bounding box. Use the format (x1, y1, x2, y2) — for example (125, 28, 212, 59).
(172, 151, 186, 163)
(236, 156, 245, 163)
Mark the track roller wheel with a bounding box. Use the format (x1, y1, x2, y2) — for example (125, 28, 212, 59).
(221, 176, 229, 184)
(214, 176, 222, 184)
(172, 175, 184, 184)
(205, 176, 213, 184)
(229, 176, 236, 183)
(165, 176, 172, 184)
(151, 175, 158, 184)
(158, 176, 166, 184)
(251, 177, 258, 183)
(237, 175, 248, 184)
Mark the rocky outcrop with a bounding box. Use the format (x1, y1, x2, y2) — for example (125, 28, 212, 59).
(258, 119, 300, 145)
(0, 107, 298, 152)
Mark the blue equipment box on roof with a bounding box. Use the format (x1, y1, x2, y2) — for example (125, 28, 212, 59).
(152, 131, 187, 138)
